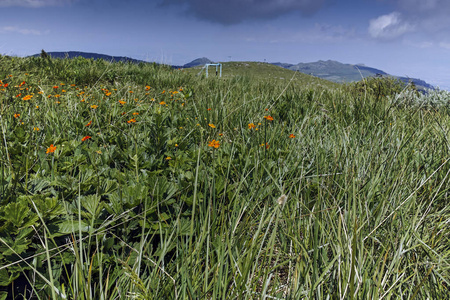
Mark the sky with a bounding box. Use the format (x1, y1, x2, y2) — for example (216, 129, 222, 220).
(2, 0, 450, 89)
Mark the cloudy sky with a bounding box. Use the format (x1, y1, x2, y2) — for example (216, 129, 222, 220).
(2, 0, 450, 89)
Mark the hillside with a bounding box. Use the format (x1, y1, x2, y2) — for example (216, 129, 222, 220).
(29, 51, 147, 64)
(273, 60, 433, 90)
(184, 61, 338, 89)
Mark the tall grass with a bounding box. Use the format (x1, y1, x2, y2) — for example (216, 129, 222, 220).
(0, 54, 449, 299)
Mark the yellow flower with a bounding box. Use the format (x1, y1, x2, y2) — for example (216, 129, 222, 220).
(33, 127, 39, 131)
(90, 105, 98, 109)
(208, 123, 216, 128)
(165, 156, 172, 160)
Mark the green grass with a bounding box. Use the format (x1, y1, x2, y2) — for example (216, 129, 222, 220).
(0, 54, 449, 299)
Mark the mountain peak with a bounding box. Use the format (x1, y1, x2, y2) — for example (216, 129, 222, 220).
(183, 57, 214, 68)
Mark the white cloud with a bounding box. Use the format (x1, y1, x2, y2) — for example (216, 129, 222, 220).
(0, 0, 76, 7)
(368, 12, 414, 40)
(0, 26, 48, 35)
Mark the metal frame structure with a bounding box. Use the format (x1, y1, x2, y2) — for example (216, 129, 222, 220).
(199, 63, 222, 78)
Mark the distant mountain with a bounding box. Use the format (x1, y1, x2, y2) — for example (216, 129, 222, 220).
(183, 57, 214, 68)
(272, 60, 433, 90)
(29, 51, 146, 64)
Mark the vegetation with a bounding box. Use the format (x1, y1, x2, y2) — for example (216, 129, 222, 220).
(0, 54, 449, 299)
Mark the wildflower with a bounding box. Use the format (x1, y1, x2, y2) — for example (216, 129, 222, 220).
(207, 108, 211, 111)
(53, 85, 59, 89)
(85, 120, 92, 126)
(3, 83, 8, 87)
(46, 144, 56, 154)
(81, 136, 91, 142)
(36, 105, 39, 109)
(165, 156, 172, 160)
(62, 89, 66, 93)
(248, 123, 256, 129)
(208, 139, 220, 149)
(127, 118, 137, 123)
(175, 144, 179, 147)
(119, 100, 126, 105)
(132, 112, 139, 115)
(129, 91, 134, 94)
(289, 134, 296, 138)
(219, 133, 223, 137)
(96, 150, 102, 154)
(16, 93, 22, 98)
(277, 194, 287, 206)
(208, 123, 216, 129)
(14, 113, 20, 118)
(22, 95, 33, 101)
(55, 94, 61, 98)
(33, 127, 39, 131)
(19, 81, 26, 87)
(161, 90, 165, 94)
(145, 85, 151, 91)
(105, 92, 112, 96)
(264, 115, 274, 121)
(90, 105, 98, 109)
(159, 101, 166, 105)
(38, 91, 43, 94)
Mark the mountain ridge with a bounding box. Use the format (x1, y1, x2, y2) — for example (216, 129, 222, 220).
(27, 51, 433, 90)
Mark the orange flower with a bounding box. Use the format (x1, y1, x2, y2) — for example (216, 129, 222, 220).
(208, 139, 220, 149)
(289, 134, 296, 138)
(118, 100, 126, 105)
(33, 127, 39, 131)
(208, 123, 216, 128)
(13, 113, 20, 118)
(85, 120, 92, 126)
(22, 95, 33, 101)
(90, 105, 98, 109)
(248, 123, 256, 129)
(264, 115, 274, 121)
(55, 94, 61, 98)
(81, 135, 91, 142)
(105, 92, 112, 96)
(145, 85, 151, 91)
(159, 101, 166, 105)
(207, 108, 211, 111)
(127, 118, 137, 123)
(53, 85, 59, 89)
(132, 112, 139, 115)
(46, 144, 56, 154)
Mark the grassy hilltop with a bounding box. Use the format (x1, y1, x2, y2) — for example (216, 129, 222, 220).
(0, 54, 449, 299)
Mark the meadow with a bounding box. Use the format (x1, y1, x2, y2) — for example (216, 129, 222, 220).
(0, 54, 449, 299)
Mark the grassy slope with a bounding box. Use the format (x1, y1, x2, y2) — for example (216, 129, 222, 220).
(185, 61, 338, 89)
(0, 55, 449, 299)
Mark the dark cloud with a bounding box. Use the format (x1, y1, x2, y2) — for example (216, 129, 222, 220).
(161, 0, 325, 24)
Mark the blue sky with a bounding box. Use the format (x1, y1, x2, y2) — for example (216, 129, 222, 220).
(2, 0, 450, 89)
